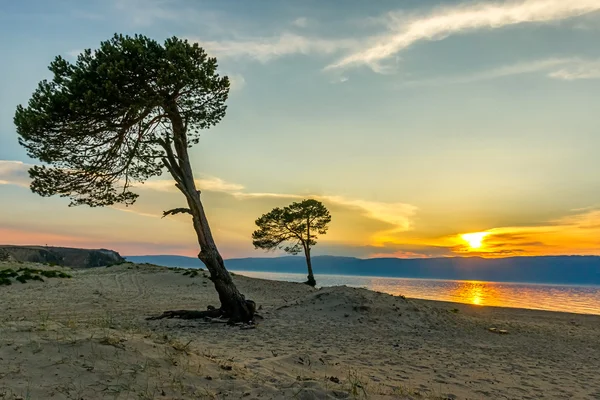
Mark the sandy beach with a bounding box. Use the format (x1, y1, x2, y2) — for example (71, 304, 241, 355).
(1, 262, 599, 400)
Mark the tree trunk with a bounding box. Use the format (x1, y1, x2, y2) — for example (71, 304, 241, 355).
(304, 216, 316, 287)
(191, 196, 252, 322)
(303, 219, 316, 287)
(304, 248, 316, 287)
(157, 104, 253, 323)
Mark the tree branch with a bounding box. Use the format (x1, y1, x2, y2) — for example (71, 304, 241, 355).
(162, 208, 192, 218)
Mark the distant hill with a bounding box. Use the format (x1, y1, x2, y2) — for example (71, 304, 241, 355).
(125, 254, 600, 285)
(0, 245, 124, 268)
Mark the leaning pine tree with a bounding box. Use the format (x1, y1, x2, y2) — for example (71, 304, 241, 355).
(252, 199, 331, 286)
(14, 34, 254, 323)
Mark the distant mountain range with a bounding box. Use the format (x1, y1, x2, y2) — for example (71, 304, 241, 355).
(124, 255, 600, 285)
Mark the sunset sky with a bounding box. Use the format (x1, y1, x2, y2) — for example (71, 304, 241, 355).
(1, 0, 600, 259)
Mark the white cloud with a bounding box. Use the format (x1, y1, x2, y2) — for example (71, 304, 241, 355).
(0, 161, 31, 187)
(326, 0, 600, 71)
(143, 177, 417, 232)
(449, 58, 576, 82)
(292, 17, 309, 28)
(109, 206, 161, 219)
(195, 33, 358, 63)
(232, 192, 301, 200)
(0, 159, 244, 195)
(403, 57, 600, 86)
(548, 59, 600, 80)
(140, 177, 244, 193)
(1, 158, 416, 234)
(322, 195, 417, 233)
(405, 57, 575, 86)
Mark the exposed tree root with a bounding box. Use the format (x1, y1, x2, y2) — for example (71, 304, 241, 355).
(146, 307, 223, 321)
(147, 300, 260, 325)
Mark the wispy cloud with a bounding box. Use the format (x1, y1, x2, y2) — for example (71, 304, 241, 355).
(0, 161, 247, 194)
(404, 58, 576, 86)
(322, 195, 417, 234)
(403, 57, 600, 86)
(326, 0, 600, 72)
(139, 177, 244, 193)
(1, 159, 419, 255)
(231, 191, 416, 234)
(1, 158, 416, 240)
(548, 59, 600, 80)
(142, 176, 417, 235)
(109, 206, 162, 219)
(0, 160, 30, 187)
(196, 33, 357, 63)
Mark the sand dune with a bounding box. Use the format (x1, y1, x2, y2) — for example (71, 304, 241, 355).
(1, 262, 599, 399)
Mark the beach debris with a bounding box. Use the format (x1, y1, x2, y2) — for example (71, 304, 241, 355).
(488, 327, 509, 334)
(329, 376, 340, 384)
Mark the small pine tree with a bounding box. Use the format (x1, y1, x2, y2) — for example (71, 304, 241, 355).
(252, 199, 331, 286)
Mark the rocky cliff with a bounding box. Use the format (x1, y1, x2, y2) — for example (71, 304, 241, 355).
(0, 245, 124, 268)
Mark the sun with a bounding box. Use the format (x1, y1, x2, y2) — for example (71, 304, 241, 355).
(461, 232, 489, 249)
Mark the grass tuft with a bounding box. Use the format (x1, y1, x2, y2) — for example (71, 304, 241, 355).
(0, 266, 71, 286)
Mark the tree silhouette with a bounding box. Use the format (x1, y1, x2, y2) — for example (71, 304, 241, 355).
(252, 199, 331, 286)
(14, 34, 253, 322)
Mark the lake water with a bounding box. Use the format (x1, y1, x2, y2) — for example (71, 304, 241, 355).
(232, 271, 600, 315)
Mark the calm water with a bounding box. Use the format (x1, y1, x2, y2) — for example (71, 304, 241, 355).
(232, 271, 600, 315)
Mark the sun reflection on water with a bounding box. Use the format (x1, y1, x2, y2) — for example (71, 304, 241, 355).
(456, 281, 487, 306)
(369, 279, 505, 308)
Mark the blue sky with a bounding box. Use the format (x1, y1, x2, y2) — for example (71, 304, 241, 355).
(1, 0, 600, 258)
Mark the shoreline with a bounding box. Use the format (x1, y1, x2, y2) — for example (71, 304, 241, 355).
(231, 269, 600, 316)
(231, 269, 600, 288)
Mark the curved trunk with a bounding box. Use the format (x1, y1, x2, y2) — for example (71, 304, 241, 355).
(165, 105, 252, 323)
(192, 196, 252, 322)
